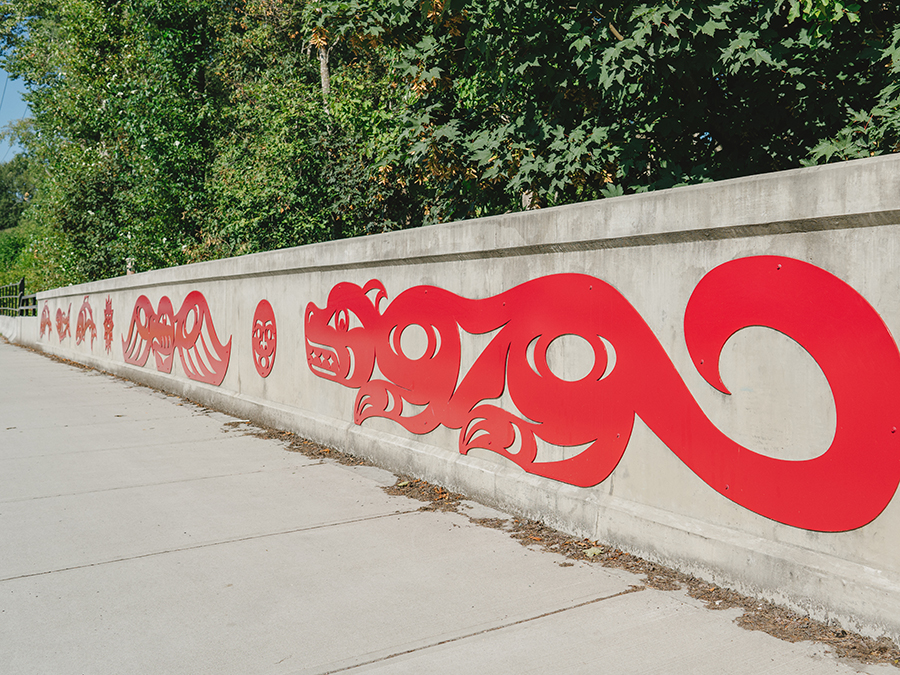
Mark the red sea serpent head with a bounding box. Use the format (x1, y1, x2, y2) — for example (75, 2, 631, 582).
(305, 280, 385, 388)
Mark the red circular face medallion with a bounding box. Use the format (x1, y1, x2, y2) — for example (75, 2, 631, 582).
(252, 300, 277, 378)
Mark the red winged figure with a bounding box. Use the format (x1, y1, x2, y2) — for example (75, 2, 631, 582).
(122, 291, 232, 386)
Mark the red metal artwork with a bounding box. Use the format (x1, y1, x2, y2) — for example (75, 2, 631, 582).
(121, 291, 232, 386)
(103, 296, 114, 354)
(75, 296, 97, 349)
(40, 302, 52, 338)
(251, 299, 277, 378)
(305, 256, 900, 532)
(55, 304, 71, 342)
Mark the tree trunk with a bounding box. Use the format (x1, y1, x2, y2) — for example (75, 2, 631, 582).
(318, 46, 331, 118)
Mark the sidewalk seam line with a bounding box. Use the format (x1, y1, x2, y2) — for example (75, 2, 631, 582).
(0, 509, 419, 582)
(0, 463, 330, 504)
(320, 585, 646, 674)
(0, 434, 262, 462)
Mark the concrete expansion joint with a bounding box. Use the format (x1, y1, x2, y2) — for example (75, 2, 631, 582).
(0, 468, 279, 504)
(0, 510, 418, 584)
(320, 585, 647, 674)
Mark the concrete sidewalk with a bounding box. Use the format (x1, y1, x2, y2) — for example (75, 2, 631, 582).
(0, 339, 892, 674)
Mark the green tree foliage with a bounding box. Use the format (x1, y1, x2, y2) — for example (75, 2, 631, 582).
(376, 0, 896, 220)
(0, 219, 77, 289)
(199, 1, 333, 258)
(787, 0, 860, 28)
(0, 153, 63, 289)
(0, 154, 36, 230)
(1, 0, 219, 282)
(0, 0, 896, 287)
(196, 0, 406, 259)
(807, 17, 900, 161)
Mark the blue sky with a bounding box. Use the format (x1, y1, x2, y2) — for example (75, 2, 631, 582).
(0, 68, 30, 162)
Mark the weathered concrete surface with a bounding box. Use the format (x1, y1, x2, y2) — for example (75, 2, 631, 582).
(4, 155, 900, 642)
(0, 340, 894, 674)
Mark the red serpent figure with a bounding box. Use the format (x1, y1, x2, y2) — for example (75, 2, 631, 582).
(305, 256, 900, 532)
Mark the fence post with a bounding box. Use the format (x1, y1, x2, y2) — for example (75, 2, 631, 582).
(17, 278, 24, 317)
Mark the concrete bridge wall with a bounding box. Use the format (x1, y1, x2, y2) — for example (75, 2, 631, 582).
(4, 154, 900, 642)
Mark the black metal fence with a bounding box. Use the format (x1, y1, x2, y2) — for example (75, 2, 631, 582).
(0, 278, 37, 317)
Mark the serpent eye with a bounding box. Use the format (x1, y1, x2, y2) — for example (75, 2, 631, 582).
(327, 308, 361, 332)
